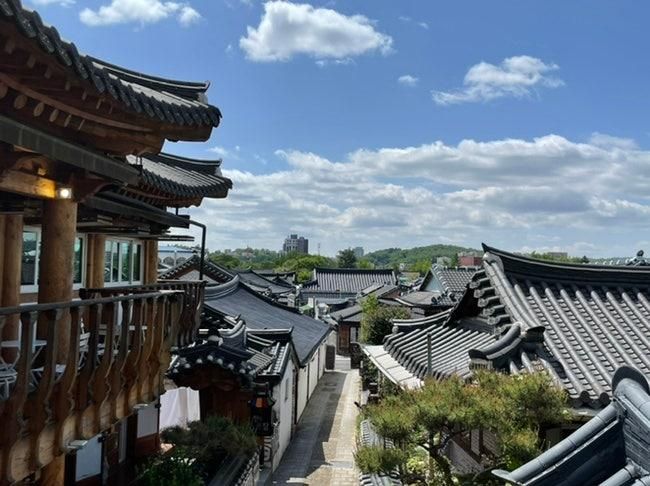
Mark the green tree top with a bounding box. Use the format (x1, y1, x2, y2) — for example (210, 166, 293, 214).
(337, 248, 358, 268)
(360, 295, 410, 344)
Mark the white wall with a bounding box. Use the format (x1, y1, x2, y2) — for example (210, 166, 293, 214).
(318, 341, 326, 378)
(308, 350, 319, 399)
(159, 387, 201, 430)
(296, 365, 309, 421)
(273, 359, 295, 470)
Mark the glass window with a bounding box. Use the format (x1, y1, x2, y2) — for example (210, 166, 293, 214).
(111, 242, 119, 282)
(104, 241, 112, 283)
(21, 231, 38, 285)
(132, 244, 141, 282)
(73, 237, 84, 284)
(121, 243, 131, 282)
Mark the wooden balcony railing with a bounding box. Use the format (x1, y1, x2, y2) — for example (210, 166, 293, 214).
(0, 290, 184, 484)
(80, 280, 206, 348)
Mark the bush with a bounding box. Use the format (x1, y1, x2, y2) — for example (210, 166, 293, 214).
(360, 296, 410, 344)
(354, 445, 408, 475)
(137, 448, 203, 486)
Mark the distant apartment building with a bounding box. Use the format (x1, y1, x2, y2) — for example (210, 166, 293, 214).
(283, 234, 309, 254)
(353, 246, 365, 258)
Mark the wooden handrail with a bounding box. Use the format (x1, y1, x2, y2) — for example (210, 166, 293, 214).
(0, 289, 186, 483)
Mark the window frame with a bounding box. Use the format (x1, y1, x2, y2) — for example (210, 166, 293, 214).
(20, 226, 87, 294)
(103, 238, 144, 287)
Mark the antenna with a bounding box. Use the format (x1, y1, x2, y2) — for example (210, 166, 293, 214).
(317, 243, 321, 256)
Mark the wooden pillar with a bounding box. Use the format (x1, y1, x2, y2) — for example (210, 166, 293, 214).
(86, 234, 106, 288)
(0, 215, 5, 301)
(2, 214, 22, 341)
(144, 240, 158, 284)
(38, 199, 77, 486)
(37, 199, 77, 358)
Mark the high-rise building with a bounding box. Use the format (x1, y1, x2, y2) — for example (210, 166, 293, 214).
(283, 234, 309, 254)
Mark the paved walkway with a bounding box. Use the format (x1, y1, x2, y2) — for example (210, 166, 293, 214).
(270, 357, 359, 485)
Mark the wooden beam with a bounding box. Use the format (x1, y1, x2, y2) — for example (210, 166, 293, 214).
(0, 169, 57, 199)
(144, 240, 158, 285)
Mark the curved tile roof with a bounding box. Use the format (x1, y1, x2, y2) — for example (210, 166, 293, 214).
(493, 366, 650, 486)
(301, 268, 397, 294)
(204, 276, 331, 366)
(129, 153, 232, 201)
(1, 0, 221, 128)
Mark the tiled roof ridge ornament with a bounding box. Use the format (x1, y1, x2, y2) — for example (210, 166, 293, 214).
(626, 249, 649, 266)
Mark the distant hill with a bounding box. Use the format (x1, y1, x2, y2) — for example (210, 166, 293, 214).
(364, 244, 479, 268)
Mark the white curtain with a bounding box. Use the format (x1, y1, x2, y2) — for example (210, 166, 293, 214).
(159, 387, 200, 430)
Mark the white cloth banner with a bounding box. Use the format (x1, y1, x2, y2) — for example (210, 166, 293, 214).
(159, 387, 200, 430)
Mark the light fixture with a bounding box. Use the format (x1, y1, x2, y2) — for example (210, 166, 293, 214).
(56, 186, 73, 200)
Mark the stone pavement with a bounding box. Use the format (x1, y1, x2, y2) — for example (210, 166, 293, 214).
(270, 356, 360, 485)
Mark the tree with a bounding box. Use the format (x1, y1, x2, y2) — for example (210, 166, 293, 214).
(209, 253, 242, 269)
(411, 259, 432, 275)
(356, 371, 567, 485)
(357, 258, 375, 269)
(276, 253, 335, 282)
(337, 248, 357, 268)
(360, 295, 410, 344)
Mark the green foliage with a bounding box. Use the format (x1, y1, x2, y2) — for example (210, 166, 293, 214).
(338, 248, 358, 268)
(357, 371, 567, 484)
(528, 251, 586, 264)
(160, 415, 257, 479)
(364, 244, 479, 268)
(360, 295, 410, 345)
(357, 258, 375, 269)
(208, 253, 242, 269)
(354, 445, 409, 475)
(275, 253, 335, 282)
(137, 448, 203, 486)
(410, 259, 432, 276)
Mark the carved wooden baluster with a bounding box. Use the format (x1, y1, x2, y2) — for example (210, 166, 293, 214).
(93, 301, 115, 433)
(1, 311, 35, 484)
(122, 297, 143, 414)
(26, 308, 61, 471)
(150, 296, 167, 396)
(110, 299, 131, 422)
(76, 303, 101, 439)
(52, 305, 81, 455)
(138, 297, 157, 404)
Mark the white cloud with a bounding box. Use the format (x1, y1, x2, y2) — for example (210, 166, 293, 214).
(398, 16, 428, 29)
(80, 0, 201, 27)
(239, 1, 393, 62)
(31, 0, 75, 6)
(432, 55, 564, 105)
(186, 132, 650, 256)
(589, 132, 638, 150)
(398, 74, 418, 87)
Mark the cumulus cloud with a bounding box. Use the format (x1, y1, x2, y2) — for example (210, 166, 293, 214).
(185, 133, 650, 256)
(239, 1, 393, 62)
(80, 0, 201, 27)
(432, 55, 564, 105)
(398, 75, 419, 87)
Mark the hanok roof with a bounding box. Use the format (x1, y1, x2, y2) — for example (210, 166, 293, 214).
(358, 420, 403, 486)
(169, 319, 275, 381)
(420, 265, 477, 294)
(204, 277, 331, 366)
(301, 268, 398, 301)
(235, 270, 295, 296)
(127, 153, 232, 206)
(0, 1, 221, 130)
(159, 255, 233, 283)
(369, 244, 650, 409)
(493, 366, 650, 486)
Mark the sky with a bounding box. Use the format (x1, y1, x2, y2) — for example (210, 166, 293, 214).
(26, 0, 650, 257)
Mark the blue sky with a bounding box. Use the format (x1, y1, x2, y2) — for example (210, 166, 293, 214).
(28, 0, 650, 256)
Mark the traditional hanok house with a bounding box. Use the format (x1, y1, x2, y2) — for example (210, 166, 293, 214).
(298, 268, 398, 309)
(166, 318, 294, 482)
(364, 244, 650, 474)
(326, 283, 401, 355)
(256, 270, 297, 286)
(494, 366, 650, 486)
(203, 278, 332, 422)
(160, 254, 235, 284)
(396, 265, 476, 316)
(234, 270, 296, 306)
(0, 0, 230, 483)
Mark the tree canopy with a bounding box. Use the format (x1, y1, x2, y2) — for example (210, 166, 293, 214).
(356, 372, 567, 485)
(337, 248, 358, 268)
(360, 295, 410, 344)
